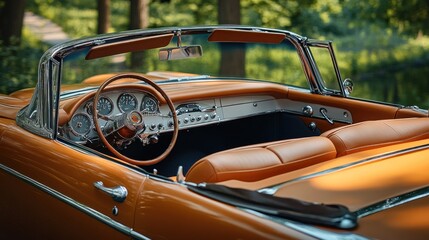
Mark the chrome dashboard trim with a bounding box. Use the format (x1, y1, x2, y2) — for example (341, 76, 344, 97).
(355, 186, 429, 218)
(0, 163, 150, 240)
(258, 143, 429, 195)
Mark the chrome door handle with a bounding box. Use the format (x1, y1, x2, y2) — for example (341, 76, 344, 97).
(320, 108, 334, 125)
(94, 181, 128, 202)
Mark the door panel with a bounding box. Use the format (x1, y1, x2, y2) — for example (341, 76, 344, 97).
(289, 90, 427, 133)
(0, 120, 146, 238)
(0, 170, 128, 240)
(288, 89, 399, 123)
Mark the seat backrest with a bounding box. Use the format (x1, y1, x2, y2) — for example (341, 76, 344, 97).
(321, 118, 429, 157)
(185, 136, 336, 183)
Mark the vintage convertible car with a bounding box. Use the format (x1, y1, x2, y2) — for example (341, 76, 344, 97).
(1, 26, 428, 239)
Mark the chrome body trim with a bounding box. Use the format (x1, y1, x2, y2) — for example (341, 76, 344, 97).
(258, 143, 429, 195)
(0, 163, 150, 240)
(355, 186, 429, 218)
(241, 208, 369, 240)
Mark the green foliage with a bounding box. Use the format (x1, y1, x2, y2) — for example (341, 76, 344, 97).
(3, 0, 428, 109)
(338, 0, 429, 37)
(0, 29, 47, 94)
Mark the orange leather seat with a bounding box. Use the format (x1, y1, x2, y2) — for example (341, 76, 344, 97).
(322, 118, 429, 157)
(185, 137, 336, 183)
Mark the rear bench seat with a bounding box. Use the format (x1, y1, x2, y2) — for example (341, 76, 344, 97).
(322, 118, 429, 157)
(185, 137, 336, 183)
(186, 117, 429, 183)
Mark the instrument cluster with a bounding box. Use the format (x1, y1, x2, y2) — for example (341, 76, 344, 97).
(63, 90, 160, 143)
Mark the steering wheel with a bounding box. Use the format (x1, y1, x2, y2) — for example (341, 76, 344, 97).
(92, 73, 178, 166)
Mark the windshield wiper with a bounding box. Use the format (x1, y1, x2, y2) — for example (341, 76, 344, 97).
(188, 183, 357, 229)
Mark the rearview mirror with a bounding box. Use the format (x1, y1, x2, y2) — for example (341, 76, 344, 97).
(159, 45, 203, 61)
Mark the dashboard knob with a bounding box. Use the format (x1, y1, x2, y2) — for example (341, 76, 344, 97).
(149, 135, 159, 144)
(168, 121, 174, 128)
(158, 123, 164, 130)
(184, 118, 189, 124)
(190, 117, 195, 122)
(196, 116, 202, 121)
(303, 105, 313, 116)
(204, 114, 209, 120)
(210, 113, 217, 119)
(150, 124, 156, 130)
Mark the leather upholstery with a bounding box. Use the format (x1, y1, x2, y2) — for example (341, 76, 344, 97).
(185, 137, 336, 183)
(322, 118, 429, 157)
(186, 117, 429, 184)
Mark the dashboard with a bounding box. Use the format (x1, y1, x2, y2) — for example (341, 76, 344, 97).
(60, 88, 354, 147)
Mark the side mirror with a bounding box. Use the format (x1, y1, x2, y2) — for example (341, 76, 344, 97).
(159, 45, 202, 61)
(343, 78, 354, 96)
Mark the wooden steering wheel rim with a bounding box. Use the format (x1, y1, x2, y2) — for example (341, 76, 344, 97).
(92, 73, 179, 166)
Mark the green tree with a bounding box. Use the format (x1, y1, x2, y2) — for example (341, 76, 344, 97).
(218, 0, 244, 77)
(129, 0, 149, 69)
(0, 0, 26, 46)
(97, 0, 110, 34)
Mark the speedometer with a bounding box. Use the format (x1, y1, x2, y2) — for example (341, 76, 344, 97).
(70, 113, 91, 135)
(141, 96, 158, 113)
(117, 93, 137, 113)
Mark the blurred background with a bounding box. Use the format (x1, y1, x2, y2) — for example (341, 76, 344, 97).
(0, 0, 428, 109)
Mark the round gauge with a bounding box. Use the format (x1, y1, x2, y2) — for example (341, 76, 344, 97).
(141, 96, 158, 113)
(117, 93, 137, 113)
(70, 113, 91, 135)
(97, 97, 113, 115)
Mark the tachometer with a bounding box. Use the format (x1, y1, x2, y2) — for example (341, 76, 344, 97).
(141, 96, 158, 113)
(117, 93, 137, 113)
(70, 113, 91, 135)
(97, 97, 113, 115)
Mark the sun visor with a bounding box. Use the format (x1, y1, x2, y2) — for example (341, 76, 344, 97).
(208, 29, 286, 44)
(85, 33, 174, 60)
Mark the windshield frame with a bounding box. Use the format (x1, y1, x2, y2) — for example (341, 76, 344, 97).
(16, 26, 341, 140)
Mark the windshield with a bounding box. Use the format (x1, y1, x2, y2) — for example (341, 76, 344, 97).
(62, 33, 308, 89)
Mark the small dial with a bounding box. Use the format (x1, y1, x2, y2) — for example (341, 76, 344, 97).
(141, 96, 158, 113)
(97, 97, 113, 116)
(118, 93, 137, 113)
(85, 97, 113, 116)
(70, 113, 91, 135)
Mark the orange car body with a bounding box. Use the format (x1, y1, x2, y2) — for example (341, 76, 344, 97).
(0, 26, 428, 239)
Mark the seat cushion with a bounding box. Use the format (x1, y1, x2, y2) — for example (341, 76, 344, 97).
(185, 136, 336, 183)
(322, 118, 429, 157)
